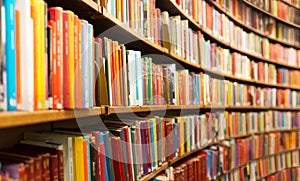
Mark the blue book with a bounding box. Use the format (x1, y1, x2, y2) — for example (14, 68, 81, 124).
(149, 121, 156, 170)
(195, 74, 200, 105)
(99, 132, 109, 181)
(173, 123, 178, 157)
(87, 24, 93, 108)
(102, 131, 114, 181)
(4, 0, 16, 111)
(81, 22, 86, 108)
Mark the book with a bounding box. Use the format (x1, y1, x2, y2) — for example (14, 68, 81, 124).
(4, 0, 16, 111)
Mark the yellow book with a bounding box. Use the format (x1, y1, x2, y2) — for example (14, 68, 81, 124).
(31, 0, 46, 110)
(67, 11, 75, 108)
(116, 0, 121, 20)
(179, 117, 184, 156)
(229, 113, 232, 136)
(186, 117, 190, 153)
(73, 136, 85, 181)
(114, 41, 122, 106)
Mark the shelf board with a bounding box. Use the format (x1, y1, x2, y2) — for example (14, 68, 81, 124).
(138, 162, 169, 181)
(279, 0, 300, 10)
(0, 108, 103, 129)
(158, 0, 300, 71)
(208, 0, 300, 49)
(45, 0, 100, 19)
(105, 105, 168, 114)
(1, 106, 300, 129)
(218, 148, 300, 178)
(256, 166, 300, 181)
(243, 0, 300, 29)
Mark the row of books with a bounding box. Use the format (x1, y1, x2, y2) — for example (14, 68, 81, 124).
(219, 111, 300, 138)
(245, 0, 300, 25)
(261, 167, 300, 181)
(160, 7, 300, 65)
(209, 0, 300, 46)
(101, 0, 161, 46)
(1, 111, 298, 181)
(217, 152, 300, 181)
(200, 39, 300, 85)
(281, 0, 300, 8)
(200, 35, 300, 73)
(151, 146, 300, 180)
(0, 0, 98, 111)
(200, 73, 300, 107)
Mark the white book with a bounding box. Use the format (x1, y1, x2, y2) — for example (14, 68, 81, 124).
(127, 50, 136, 105)
(16, 0, 34, 111)
(136, 51, 143, 106)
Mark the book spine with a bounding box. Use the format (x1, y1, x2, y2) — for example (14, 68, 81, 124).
(4, 0, 16, 110)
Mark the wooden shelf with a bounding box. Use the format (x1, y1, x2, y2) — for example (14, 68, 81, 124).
(279, 0, 300, 10)
(105, 105, 168, 114)
(243, 0, 300, 29)
(208, 0, 300, 49)
(1, 106, 300, 129)
(256, 166, 300, 180)
(217, 148, 300, 178)
(45, 0, 300, 92)
(0, 108, 104, 129)
(139, 162, 169, 181)
(142, 134, 300, 180)
(157, 1, 300, 71)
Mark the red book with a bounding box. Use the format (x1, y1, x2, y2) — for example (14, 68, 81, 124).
(187, 160, 195, 180)
(73, 15, 80, 109)
(165, 122, 174, 161)
(48, 8, 63, 110)
(110, 136, 123, 181)
(123, 127, 134, 181)
(99, 142, 105, 181)
(206, 3, 213, 31)
(62, 12, 70, 109)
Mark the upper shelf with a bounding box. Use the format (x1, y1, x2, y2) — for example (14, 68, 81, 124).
(243, 0, 300, 29)
(156, 0, 300, 70)
(279, 0, 300, 10)
(207, 0, 300, 49)
(1, 105, 300, 129)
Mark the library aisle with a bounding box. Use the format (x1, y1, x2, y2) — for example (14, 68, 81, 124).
(0, 0, 299, 180)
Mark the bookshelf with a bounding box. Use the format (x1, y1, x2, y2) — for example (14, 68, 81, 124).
(242, 0, 300, 29)
(0, 0, 299, 180)
(208, 0, 300, 49)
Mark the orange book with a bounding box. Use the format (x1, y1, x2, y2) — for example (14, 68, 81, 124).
(48, 20, 58, 110)
(16, 10, 21, 110)
(205, 3, 213, 31)
(74, 15, 80, 109)
(82, 139, 88, 181)
(48, 7, 63, 110)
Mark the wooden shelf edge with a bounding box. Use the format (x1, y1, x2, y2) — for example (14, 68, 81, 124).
(243, 0, 300, 29)
(1, 106, 300, 129)
(279, 0, 300, 10)
(0, 107, 103, 129)
(99, 6, 168, 54)
(256, 166, 300, 180)
(138, 162, 169, 181)
(217, 148, 300, 178)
